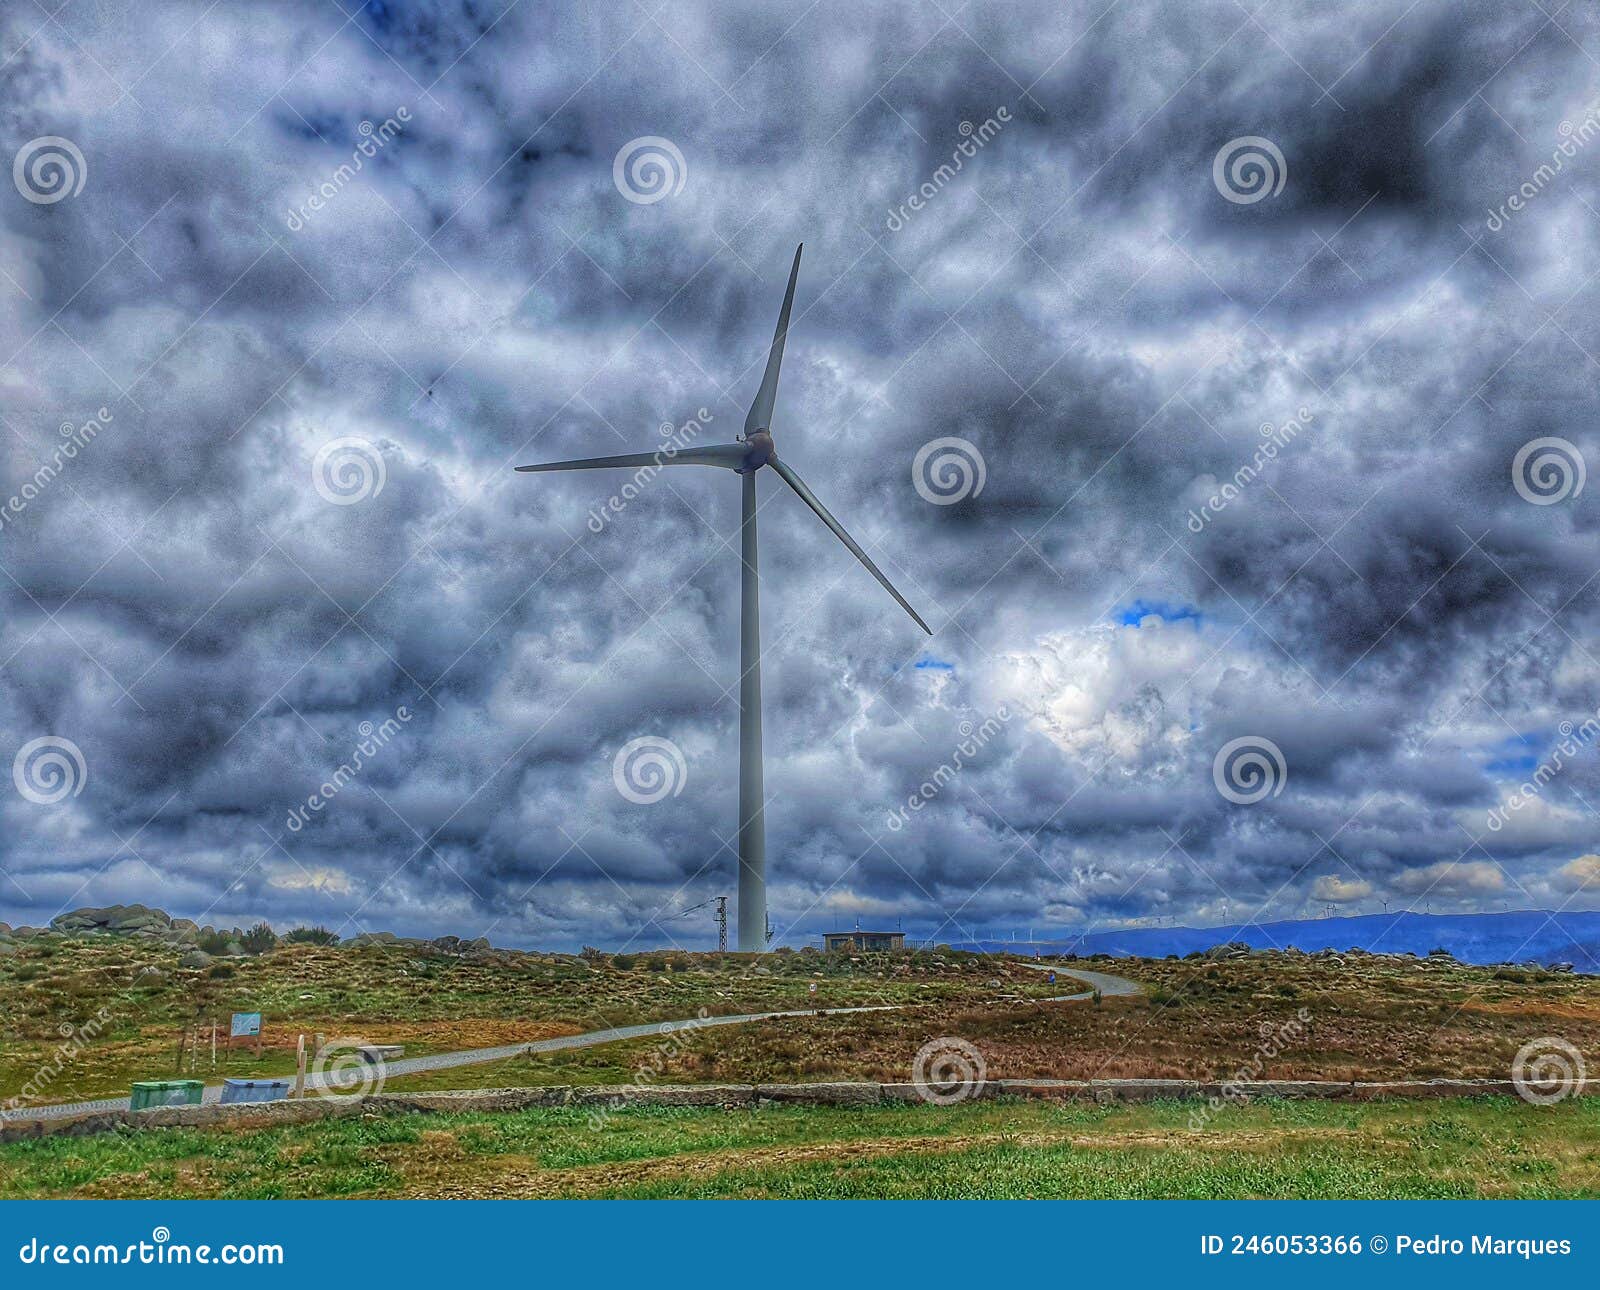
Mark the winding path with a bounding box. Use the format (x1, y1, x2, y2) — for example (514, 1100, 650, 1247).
(6, 966, 1139, 1123)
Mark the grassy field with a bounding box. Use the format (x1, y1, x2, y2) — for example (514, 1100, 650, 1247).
(3, 1097, 1597, 1198)
(381, 949, 1600, 1092)
(0, 935, 1054, 1106)
(8, 936, 1598, 1200)
(6, 931, 1600, 1107)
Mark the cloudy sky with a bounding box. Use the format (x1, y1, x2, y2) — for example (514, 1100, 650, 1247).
(3, 0, 1600, 951)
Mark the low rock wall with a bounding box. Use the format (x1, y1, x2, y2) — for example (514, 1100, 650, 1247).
(3, 1076, 1581, 1142)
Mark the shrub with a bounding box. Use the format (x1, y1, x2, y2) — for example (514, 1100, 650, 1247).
(645, 957, 667, 972)
(284, 926, 339, 946)
(196, 930, 232, 955)
(612, 954, 636, 970)
(207, 963, 235, 980)
(240, 922, 278, 955)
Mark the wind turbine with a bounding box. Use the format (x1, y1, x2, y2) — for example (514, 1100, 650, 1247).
(516, 245, 930, 950)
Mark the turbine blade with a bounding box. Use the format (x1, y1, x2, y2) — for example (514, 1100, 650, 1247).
(744, 244, 803, 436)
(515, 443, 746, 472)
(769, 456, 931, 634)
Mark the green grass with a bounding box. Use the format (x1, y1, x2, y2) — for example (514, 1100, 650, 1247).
(4, 1096, 1598, 1199)
(0, 937, 1041, 1106)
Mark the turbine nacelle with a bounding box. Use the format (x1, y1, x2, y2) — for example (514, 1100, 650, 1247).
(736, 429, 775, 474)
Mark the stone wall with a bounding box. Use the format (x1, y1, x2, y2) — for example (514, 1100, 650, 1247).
(2, 1076, 1584, 1143)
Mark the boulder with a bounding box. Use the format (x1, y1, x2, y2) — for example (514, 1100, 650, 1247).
(178, 950, 213, 969)
(52, 904, 173, 937)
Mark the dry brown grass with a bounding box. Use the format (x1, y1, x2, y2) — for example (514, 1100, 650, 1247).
(379, 951, 1600, 1089)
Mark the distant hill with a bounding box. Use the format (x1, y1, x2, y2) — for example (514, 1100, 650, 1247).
(954, 909, 1600, 971)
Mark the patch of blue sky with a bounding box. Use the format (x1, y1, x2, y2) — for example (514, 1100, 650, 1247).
(1115, 599, 1201, 628)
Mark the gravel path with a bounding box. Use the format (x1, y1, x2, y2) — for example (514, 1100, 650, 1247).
(1014, 963, 1142, 996)
(7, 967, 1138, 1122)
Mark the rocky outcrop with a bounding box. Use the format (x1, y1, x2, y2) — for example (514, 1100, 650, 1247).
(351, 931, 495, 956)
(52, 904, 185, 939)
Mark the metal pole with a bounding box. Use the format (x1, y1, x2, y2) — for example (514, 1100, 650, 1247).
(716, 896, 728, 953)
(737, 470, 766, 951)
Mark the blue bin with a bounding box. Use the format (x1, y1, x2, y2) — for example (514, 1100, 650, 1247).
(219, 1078, 290, 1105)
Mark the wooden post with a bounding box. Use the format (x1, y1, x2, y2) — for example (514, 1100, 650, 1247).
(293, 1034, 307, 1098)
(211, 1022, 217, 1068)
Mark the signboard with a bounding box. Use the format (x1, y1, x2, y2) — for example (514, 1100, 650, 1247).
(230, 1012, 262, 1038)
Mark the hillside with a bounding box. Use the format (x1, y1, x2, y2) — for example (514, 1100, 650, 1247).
(6, 905, 1600, 1112)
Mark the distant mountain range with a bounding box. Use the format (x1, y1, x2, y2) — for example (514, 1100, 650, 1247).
(951, 909, 1600, 971)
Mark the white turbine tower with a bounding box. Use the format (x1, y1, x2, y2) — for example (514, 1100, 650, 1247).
(516, 245, 930, 950)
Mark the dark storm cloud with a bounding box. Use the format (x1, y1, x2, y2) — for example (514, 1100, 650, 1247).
(4, 0, 1599, 949)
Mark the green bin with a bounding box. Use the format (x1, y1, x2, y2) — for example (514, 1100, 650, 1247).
(130, 1079, 204, 1110)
